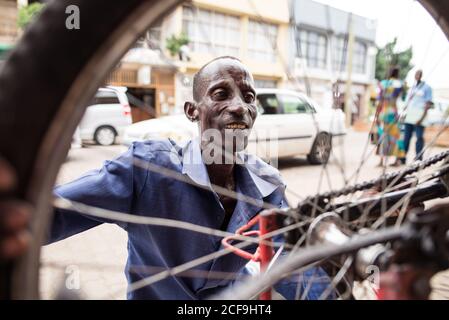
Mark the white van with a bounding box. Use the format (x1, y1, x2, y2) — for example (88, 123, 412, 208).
(78, 86, 132, 146)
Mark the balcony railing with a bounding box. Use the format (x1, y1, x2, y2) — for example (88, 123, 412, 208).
(106, 69, 138, 86)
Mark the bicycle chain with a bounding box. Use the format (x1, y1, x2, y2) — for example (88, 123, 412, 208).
(297, 150, 449, 209)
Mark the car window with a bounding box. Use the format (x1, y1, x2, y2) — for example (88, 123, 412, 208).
(256, 94, 280, 115)
(278, 94, 313, 114)
(89, 91, 120, 105)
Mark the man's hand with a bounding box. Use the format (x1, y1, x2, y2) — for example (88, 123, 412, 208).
(0, 158, 31, 260)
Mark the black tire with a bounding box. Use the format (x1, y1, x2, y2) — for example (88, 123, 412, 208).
(94, 126, 117, 146)
(307, 132, 332, 165)
(0, 0, 183, 299)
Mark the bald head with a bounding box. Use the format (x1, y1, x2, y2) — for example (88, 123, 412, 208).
(415, 69, 423, 81)
(184, 56, 258, 155)
(192, 56, 253, 102)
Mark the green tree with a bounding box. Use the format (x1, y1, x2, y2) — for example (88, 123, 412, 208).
(165, 33, 189, 57)
(375, 38, 413, 80)
(17, 3, 44, 30)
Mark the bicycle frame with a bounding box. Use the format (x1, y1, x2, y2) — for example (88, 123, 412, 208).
(222, 164, 449, 300)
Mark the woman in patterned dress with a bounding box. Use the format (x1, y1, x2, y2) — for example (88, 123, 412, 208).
(375, 67, 406, 167)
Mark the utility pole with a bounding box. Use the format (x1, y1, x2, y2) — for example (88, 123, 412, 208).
(344, 13, 354, 128)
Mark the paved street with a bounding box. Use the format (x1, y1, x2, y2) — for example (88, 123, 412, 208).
(40, 130, 448, 299)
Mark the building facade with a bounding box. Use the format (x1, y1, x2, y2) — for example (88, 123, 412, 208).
(289, 0, 377, 122)
(108, 0, 291, 119)
(112, 0, 377, 121)
(165, 0, 291, 114)
(106, 41, 178, 122)
(2, 0, 377, 123)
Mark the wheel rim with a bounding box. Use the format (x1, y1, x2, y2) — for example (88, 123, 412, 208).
(316, 135, 330, 162)
(97, 128, 115, 145)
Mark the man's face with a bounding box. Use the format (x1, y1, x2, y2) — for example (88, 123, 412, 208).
(192, 59, 258, 154)
(415, 70, 423, 81)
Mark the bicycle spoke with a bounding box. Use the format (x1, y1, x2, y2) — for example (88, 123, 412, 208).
(299, 266, 320, 300)
(318, 256, 353, 300)
(43, 260, 254, 282)
(54, 197, 287, 248)
(126, 218, 313, 294)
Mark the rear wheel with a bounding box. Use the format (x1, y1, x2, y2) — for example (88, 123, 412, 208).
(307, 132, 332, 165)
(94, 126, 117, 146)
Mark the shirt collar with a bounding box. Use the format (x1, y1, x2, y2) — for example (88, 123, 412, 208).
(181, 138, 213, 188)
(181, 139, 285, 197)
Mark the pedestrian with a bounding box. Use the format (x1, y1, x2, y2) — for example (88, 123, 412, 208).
(375, 67, 406, 167)
(401, 69, 433, 162)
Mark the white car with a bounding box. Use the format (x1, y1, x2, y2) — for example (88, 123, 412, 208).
(123, 89, 346, 164)
(427, 98, 449, 126)
(78, 86, 132, 146)
(71, 126, 82, 149)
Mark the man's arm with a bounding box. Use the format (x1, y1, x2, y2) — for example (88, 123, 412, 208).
(49, 144, 138, 243)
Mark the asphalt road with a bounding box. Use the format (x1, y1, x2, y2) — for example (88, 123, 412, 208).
(39, 130, 449, 299)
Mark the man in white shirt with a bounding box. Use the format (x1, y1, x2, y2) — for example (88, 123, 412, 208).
(402, 70, 433, 162)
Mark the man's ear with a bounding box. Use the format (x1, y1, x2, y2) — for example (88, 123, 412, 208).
(184, 101, 199, 122)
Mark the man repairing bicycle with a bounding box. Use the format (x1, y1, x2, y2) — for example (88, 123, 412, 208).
(1, 56, 330, 299)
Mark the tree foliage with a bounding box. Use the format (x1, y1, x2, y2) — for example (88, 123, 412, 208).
(18, 3, 45, 29)
(165, 33, 190, 57)
(375, 38, 413, 80)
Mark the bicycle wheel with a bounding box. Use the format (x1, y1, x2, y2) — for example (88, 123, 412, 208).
(0, 0, 183, 299)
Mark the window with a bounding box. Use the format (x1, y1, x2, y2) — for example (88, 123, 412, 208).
(332, 37, 346, 72)
(333, 37, 367, 74)
(278, 94, 314, 114)
(134, 19, 162, 49)
(257, 94, 280, 115)
(353, 41, 367, 74)
(297, 30, 327, 69)
(248, 20, 278, 63)
(182, 6, 240, 56)
(254, 79, 277, 88)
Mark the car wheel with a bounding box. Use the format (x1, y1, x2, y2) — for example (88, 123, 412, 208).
(94, 126, 116, 146)
(307, 132, 332, 165)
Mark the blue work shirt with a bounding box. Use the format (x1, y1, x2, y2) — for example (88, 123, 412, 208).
(51, 138, 330, 299)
